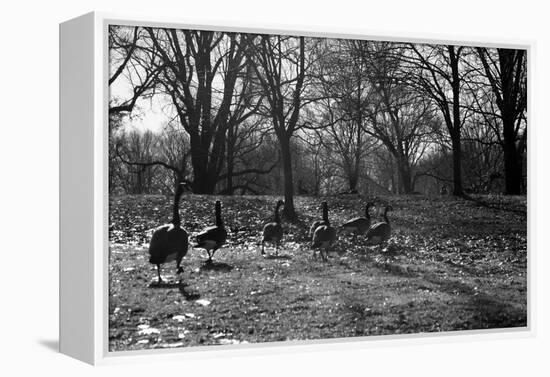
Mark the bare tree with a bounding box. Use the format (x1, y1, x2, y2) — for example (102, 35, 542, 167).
(222, 117, 275, 194)
(476, 47, 527, 194)
(245, 35, 308, 220)
(307, 40, 373, 193)
(108, 26, 161, 116)
(143, 29, 267, 194)
(357, 42, 436, 194)
(114, 129, 162, 194)
(402, 44, 471, 196)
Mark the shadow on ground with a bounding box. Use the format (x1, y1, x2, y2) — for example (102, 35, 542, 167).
(463, 194, 527, 217)
(263, 254, 292, 260)
(199, 261, 233, 272)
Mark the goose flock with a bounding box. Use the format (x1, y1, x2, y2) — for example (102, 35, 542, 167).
(148, 186, 393, 284)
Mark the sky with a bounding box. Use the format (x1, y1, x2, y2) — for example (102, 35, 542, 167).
(110, 69, 172, 133)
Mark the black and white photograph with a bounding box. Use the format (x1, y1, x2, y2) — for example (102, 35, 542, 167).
(108, 24, 527, 352)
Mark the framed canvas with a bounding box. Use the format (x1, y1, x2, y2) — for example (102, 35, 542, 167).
(60, 12, 531, 365)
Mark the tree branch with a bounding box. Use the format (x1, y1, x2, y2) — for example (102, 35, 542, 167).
(217, 155, 280, 181)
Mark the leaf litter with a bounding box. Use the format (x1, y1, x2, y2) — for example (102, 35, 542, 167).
(109, 194, 526, 351)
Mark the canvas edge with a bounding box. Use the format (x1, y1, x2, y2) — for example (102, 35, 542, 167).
(94, 10, 533, 49)
(61, 11, 535, 365)
(59, 11, 97, 365)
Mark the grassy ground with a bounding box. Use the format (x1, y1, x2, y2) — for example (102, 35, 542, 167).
(108, 194, 527, 351)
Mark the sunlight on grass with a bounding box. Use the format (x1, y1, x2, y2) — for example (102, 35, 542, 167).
(108, 194, 526, 351)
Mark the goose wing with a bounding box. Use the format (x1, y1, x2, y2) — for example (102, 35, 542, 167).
(312, 225, 337, 248)
(309, 220, 327, 238)
(365, 222, 391, 244)
(342, 217, 370, 233)
(196, 225, 227, 246)
(263, 222, 283, 241)
(149, 223, 188, 263)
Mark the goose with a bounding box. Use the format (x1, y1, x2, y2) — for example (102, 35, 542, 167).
(194, 200, 228, 263)
(148, 183, 189, 284)
(342, 202, 375, 235)
(365, 205, 393, 246)
(309, 201, 329, 239)
(261, 200, 284, 256)
(311, 202, 337, 261)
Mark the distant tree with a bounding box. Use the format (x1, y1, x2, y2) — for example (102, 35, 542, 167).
(245, 35, 308, 220)
(299, 137, 325, 195)
(114, 129, 192, 195)
(309, 40, 373, 193)
(222, 119, 276, 194)
(155, 124, 192, 194)
(358, 42, 436, 194)
(114, 130, 160, 194)
(402, 44, 471, 196)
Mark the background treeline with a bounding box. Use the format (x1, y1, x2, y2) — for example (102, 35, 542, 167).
(109, 26, 527, 219)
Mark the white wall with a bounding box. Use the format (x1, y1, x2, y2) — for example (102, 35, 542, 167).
(1, 0, 548, 375)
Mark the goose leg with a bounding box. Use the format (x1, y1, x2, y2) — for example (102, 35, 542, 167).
(275, 242, 279, 256)
(261, 241, 265, 255)
(156, 264, 163, 284)
(176, 257, 183, 274)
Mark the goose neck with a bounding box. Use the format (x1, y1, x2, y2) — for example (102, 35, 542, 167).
(365, 204, 371, 219)
(172, 189, 183, 225)
(274, 203, 282, 223)
(322, 204, 329, 224)
(215, 204, 223, 227)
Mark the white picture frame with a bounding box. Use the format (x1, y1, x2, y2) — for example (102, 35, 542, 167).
(59, 11, 533, 365)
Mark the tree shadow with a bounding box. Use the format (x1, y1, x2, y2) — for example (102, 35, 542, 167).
(263, 254, 292, 260)
(371, 260, 415, 277)
(423, 273, 526, 328)
(148, 280, 182, 289)
(462, 194, 526, 217)
(372, 261, 526, 328)
(38, 339, 59, 352)
(199, 261, 233, 272)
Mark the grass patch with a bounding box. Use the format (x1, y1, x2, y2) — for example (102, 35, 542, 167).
(108, 194, 526, 351)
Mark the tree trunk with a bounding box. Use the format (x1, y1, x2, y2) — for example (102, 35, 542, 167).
(449, 45, 464, 197)
(226, 129, 235, 195)
(450, 131, 463, 196)
(503, 114, 522, 195)
(226, 157, 234, 194)
(188, 133, 217, 194)
(476, 48, 526, 195)
(348, 173, 359, 193)
(396, 158, 413, 194)
(503, 147, 522, 195)
(190, 154, 216, 194)
(279, 135, 297, 220)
